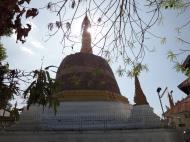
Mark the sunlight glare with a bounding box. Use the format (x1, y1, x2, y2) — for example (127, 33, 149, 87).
(87, 27, 93, 34)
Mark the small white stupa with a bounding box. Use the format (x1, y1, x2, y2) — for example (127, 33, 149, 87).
(126, 76, 161, 129)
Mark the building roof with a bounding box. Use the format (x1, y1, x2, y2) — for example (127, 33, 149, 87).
(178, 55, 190, 95)
(164, 95, 190, 117)
(182, 55, 190, 69)
(178, 78, 190, 95)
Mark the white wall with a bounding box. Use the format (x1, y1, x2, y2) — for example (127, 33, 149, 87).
(0, 129, 183, 142)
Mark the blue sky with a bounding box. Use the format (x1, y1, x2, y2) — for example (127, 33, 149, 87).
(1, 0, 190, 116)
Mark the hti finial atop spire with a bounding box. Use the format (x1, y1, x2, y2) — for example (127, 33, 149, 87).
(80, 14, 93, 54)
(134, 75, 149, 105)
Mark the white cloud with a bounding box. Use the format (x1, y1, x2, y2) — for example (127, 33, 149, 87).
(19, 46, 35, 55)
(30, 41, 45, 49)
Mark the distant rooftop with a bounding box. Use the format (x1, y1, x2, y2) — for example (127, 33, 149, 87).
(178, 55, 190, 95)
(164, 95, 190, 117)
(182, 55, 190, 69)
(178, 78, 190, 95)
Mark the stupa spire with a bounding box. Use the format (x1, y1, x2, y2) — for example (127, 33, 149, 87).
(168, 92, 174, 108)
(134, 75, 149, 105)
(80, 14, 92, 54)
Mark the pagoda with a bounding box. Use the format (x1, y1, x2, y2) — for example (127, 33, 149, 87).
(0, 15, 183, 142)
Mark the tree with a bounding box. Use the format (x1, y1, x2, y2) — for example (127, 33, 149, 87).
(0, 44, 7, 61)
(0, 0, 38, 43)
(0, 0, 58, 117)
(0, 55, 59, 118)
(23, 68, 59, 113)
(45, 0, 160, 76)
(1, 0, 189, 75)
(44, 0, 189, 76)
(162, 0, 190, 77)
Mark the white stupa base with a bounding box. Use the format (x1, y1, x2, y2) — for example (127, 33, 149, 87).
(126, 104, 162, 129)
(1, 103, 183, 142)
(9, 101, 131, 130)
(7, 103, 163, 131)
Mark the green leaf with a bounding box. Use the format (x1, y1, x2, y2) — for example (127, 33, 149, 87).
(46, 71, 51, 83)
(174, 62, 183, 72)
(167, 50, 177, 61)
(160, 37, 166, 44)
(25, 68, 59, 114)
(161, 0, 184, 9)
(23, 81, 36, 98)
(127, 63, 149, 77)
(0, 43, 7, 61)
(116, 66, 125, 77)
(66, 22, 71, 31)
(71, 0, 75, 9)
